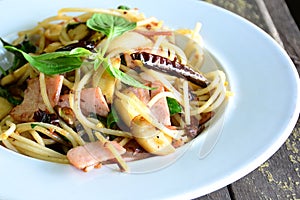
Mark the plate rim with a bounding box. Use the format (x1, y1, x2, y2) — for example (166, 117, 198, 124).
(0, 0, 299, 199)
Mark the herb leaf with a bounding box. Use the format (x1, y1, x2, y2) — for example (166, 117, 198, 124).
(107, 107, 119, 129)
(1, 37, 36, 74)
(117, 5, 130, 10)
(85, 13, 148, 90)
(86, 13, 136, 70)
(167, 97, 182, 115)
(0, 86, 22, 106)
(103, 58, 153, 90)
(31, 124, 39, 129)
(87, 13, 136, 40)
(0, 66, 7, 76)
(4, 46, 89, 75)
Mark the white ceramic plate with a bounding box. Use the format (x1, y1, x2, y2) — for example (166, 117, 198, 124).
(0, 0, 299, 199)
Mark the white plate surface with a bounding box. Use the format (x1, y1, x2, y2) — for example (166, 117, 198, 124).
(0, 0, 299, 199)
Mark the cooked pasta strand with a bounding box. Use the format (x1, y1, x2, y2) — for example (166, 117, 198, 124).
(39, 73, 55, 114)
(0, 7, 230, 172)
(95, 132, 129, 172)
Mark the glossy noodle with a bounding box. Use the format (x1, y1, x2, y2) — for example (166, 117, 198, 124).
(0, 6, 231, 172)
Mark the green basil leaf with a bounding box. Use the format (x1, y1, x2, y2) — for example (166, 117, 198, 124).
(31, 57, 83, 75)
(31, 124, 39, 129)
(0, 66, 7, 76)
(86, 13, 136, 70)
(1, 37, 36, 73)
(107, 107, 119, 129)
(117, 5, 130, 10)
(0, 86, 22, 106)
(32, 51, 74, 60)
(167, 97, 182, 115)
(4, 46, 85, 75)
(70, 47, 92, 57)
(93, 57, 104, 70)
(103, 58, 153, 90)
(86, 13, 136, 39)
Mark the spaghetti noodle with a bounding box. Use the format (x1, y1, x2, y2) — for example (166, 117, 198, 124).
(0, 6, 230, 172)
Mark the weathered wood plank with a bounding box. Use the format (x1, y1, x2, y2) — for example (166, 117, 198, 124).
(203, 0, 270, 32)
(230, 119, 300, 199)
(263, 0, 300, 72)
(285, 0, 300, 28)
(193, 187, 232, 200)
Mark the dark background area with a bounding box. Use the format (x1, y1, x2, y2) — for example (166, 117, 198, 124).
(285, 0, 300, 29)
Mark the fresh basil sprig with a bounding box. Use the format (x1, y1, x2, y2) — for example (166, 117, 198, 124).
(102, 57, 153, 90)
(87, 13, 136, 42)
(86, 13, 136, 69)
(4, 45, 152, 89)
(4, 46, 90, 75)
(3, 14, 153, 90)
(86, 13, 152, 89)
(1, 37, 36, 74)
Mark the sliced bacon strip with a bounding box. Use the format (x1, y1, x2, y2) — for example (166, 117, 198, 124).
(80, 87, 109, 117)
(67, 141, 126, 172)
(10, 75, 63, 122)
(124, 87, 150, 104)
(149, 81, 171, 125)
(45, 75, 64, 107)
(58, 87, 110, 117)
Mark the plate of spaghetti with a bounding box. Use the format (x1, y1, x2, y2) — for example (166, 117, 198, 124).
(0, 0, 299, 199)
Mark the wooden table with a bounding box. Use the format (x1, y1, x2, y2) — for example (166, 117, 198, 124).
(195, 0, 300, 199)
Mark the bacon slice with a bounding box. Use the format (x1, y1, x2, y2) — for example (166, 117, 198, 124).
(80, 87, 109, 117)
(58, 87, 110, 117)
(104, 140, 153, 164)
(46, 75, 64, 107)
(67, 141, 126, 171)
(150, 81, 171, 125)
(124, 87, 150, 104)
(10, 75, 63, 122)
